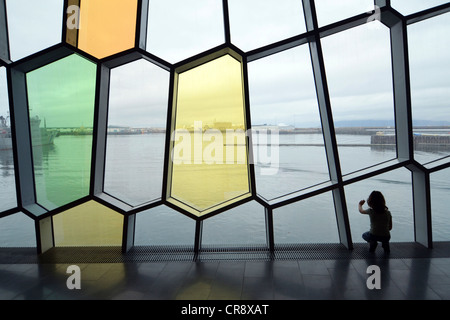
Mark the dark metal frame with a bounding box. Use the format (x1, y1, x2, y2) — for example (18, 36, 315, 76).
(0, 0, 449, 257)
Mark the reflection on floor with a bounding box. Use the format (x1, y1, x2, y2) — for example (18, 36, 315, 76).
(1, 243, 450, 300)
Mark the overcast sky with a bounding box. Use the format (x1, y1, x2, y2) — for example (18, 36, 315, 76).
(1, 0, 449, 128)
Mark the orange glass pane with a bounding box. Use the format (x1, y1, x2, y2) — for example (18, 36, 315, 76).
(77, 0, 138, 59)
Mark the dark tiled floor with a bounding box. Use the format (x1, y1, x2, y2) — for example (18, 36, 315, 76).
(2, 243, 450, 301)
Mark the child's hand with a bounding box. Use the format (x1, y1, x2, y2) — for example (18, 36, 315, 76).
(359, 200, 365, 206)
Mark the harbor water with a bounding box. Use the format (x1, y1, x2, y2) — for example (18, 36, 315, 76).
(0, 133, 449, 247)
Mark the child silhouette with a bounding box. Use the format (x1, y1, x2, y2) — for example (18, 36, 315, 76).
(358, 191, 392, 253)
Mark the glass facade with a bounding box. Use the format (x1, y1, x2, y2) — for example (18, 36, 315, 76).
(0, 66, 16, 212)
(408, 12, 450, 164)
(53, 200, 123, 246)
(146, 0, 224, 63)
(104, 59, 169, 206)
(168, 52, 251, 217)
(391, 0, 450, 15)
(321, 20, 396, 175)
(345, 168, 414, 243)
(26, 54, 97, 211)
(315, 0, 374, 27)
(202, 201, 266, 247)
(0, 1, 449, 253)
(248, 45, 329, 200)
(6, 0, 63, 61)
(67, 0, 138, 59)
(134, 205, 196, 246)
(0, 212, 35, 247)
(228, 0, 306, 52)
(273, 192, 339, 244)
(431, 168, 450, 241)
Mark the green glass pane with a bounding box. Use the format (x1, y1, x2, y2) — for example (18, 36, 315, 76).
(168, 53, 251, 216)
(26, 54, 97, 210)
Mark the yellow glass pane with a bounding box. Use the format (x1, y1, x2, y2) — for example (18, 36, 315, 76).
(77, 0, 138, 59)
(169, 54, 251, 216)
(53, 201, 123, 246)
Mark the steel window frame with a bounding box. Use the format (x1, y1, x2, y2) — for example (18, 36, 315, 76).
(0, 0, 449, 255)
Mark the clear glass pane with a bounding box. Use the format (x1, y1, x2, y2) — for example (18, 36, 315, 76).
(104, 59, 169, 206)
(147, 0, 224, 63)
(0, 212, 35, 247)
(77, 0, 138, 59)
(53, 201, 123, 246)
(134, 205, 196, 246)
(431, 167, 450, 241)
(321, 21, 396, 175)
(0, 67, 17, 211)
(169, 54, 251, 216)
(391, 0, 450, 15)
(345, 168, 414, 243)
(202, 201, 266, 247)
(315, 0, 374, 27)
(26, 54, 97, 210)
(408, 13, 450, 165)
(6, 0, 63, 61)
(248, 45, 329, 200)
(273, 192, 339, 244)
(228, 0, 306, 52)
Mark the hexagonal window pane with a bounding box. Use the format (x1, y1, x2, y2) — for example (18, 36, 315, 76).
(0, 212, 35, 247)
(202, 201, 266, 247)
(408, 13, 450, 165)
(391, 0, 450, 15)
(53, 201, 123, 246)
(26, 54, 97, 210)
(67, 0, 138, 59)
(431, 167, 450, 241)
(315, 0, 374, 27)
(104, 59, 170, 206)
(134, 205, 196, 246)
(273, 192, 340, 245)
(345, 168, 414, 243)
(6, 0, 63, 61)
(146, 0, 224, 63)
(321, 21, 396, 176)
(228, 0, 306, 52)
(1, 67, 17, 212)
(248, 45, 329, 201)
(167, 52, 251, 217)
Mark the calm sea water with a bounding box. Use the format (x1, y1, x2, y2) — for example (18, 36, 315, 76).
(1, 133, 449, 247)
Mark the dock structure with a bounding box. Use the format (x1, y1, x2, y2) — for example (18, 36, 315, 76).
(371, 133, 450, 147)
